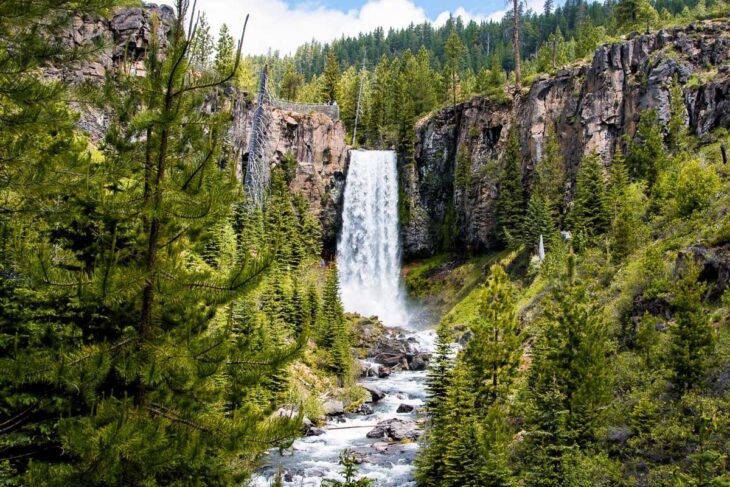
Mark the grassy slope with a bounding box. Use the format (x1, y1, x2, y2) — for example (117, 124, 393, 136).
(404, 129, 730, 482)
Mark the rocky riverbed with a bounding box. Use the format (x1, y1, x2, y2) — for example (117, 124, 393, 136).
(250, 327, 435, 486)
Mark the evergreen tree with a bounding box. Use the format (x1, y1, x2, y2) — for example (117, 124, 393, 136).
(575, 16, 600, 58)
(289, 279, 309, 337)
(606, 150, 630, 223)
(463, 265, 521, 408)
(614, 0, 659, 32)
(322, 49, 341, 102)
(320, 266, 351, 382)
(440, 363, 487, 486)
(190, 12, 214, 70)
(425, 321, 454, 412)
(627, 109, 667, 187)
(568, 152, 610, 242)
(496, 127, 526, 246)
(667, 76, 689, 153)
(1, 4, 302, 482)
(395, 63, 418, 154)
(445, 30, 467, 109)
(522, 265, 611, 479)
(280, 61, 304, 100)
(306, 283, 321, 334)
(512, 0, 522, 88)
(214, 23, 235, 77)
(487, 49, 506, 89)
(523, 192, 557, 252)
(413, 47, 437, 115)
(534, 125, 566, 220)
(670, 262, 715, 392)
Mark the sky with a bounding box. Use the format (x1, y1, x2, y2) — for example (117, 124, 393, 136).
(158, 0, 547, 56)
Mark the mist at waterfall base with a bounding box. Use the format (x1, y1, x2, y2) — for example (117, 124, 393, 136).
(337, 150, 412, 327)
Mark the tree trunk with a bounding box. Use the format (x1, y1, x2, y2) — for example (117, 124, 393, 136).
(513, 0, 521, 89)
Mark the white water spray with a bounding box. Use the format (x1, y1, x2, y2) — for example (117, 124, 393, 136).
(337, 150, 409, 327)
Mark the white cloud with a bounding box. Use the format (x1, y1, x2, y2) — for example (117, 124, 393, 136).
(160, 0, 544, 55)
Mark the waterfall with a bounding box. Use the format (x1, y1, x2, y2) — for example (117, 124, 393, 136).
(337, 150, 409, 327)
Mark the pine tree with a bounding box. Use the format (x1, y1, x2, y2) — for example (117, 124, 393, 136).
(445, 30, 467, 109)
(534, 125, 566, 220)
(526, 266, 611, 446)
(667, 76, 689, 153)
(670, 262, 715, 392)
(488, 49, 506, 89)
(189, 12, 214, 70)
(627, 109, 667, 187)
(512, 0, 522, 88)
(441, 363, 486, 486)
(395, 64, 418, 155)
(569, 152, 610, 242)
(606, 151, 630, 223)
(575, 16, 600, 58)
(306, 283, 321, 330)
(322, 49, 341, 102)
(280, 61, 304, 100)
(523, 192, 557, 252)
(614, 0, 659, 32)
(425, 321, 454, 412)
(413, 47, 437, 115)
(2, 4, 302, 482)
(320, 265, 351, 382)
(214, 23, 234, 77)
(463, 265, 521, 408)
(496, 127, 526, 246)
(611, 182, 648, 261)
(289, 279, 309, 337)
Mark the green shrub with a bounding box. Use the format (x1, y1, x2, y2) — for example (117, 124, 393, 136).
(675, 159, 721, 217)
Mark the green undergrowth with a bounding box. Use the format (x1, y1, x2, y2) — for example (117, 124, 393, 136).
(404, 250, 508, 326)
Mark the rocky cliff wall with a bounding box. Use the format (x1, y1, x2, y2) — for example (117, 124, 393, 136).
(402, 19, 730, 258)
(226, 95, 348, 249)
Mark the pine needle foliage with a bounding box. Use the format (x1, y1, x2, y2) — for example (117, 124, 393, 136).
(496, 127, 526, 247)
(1, 2, 304, 483)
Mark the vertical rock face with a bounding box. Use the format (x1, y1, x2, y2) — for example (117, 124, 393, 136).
(404, 19, 730, 259)
(47, 5, 175, 83)
(228, 96, 348, 250)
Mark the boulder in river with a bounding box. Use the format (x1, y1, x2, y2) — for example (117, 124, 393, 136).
(372, 442, 390, 453)
(353, 403, 374, 415)
(366, 418, 420, 441)
(306, 427, 326, 437)
(362, 385, 386, 403)
(409, 352, 430, 371)
(322, 399, 344, 416)
(396, 403, 415, 413)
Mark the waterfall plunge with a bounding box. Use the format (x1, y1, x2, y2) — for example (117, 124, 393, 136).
(337, 150, 410, 327)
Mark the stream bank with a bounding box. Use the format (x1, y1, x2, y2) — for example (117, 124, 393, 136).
(251, 327, 435, 486)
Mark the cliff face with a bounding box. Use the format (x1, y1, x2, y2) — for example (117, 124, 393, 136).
(402, 19, 730, 258)
(227, 96, 348, 249)
(63, 7, 347, 250)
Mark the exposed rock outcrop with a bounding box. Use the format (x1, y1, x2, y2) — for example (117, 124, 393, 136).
(677, 244, 730, 295)
(47, 4, 174, 83)
(228, 98, 347, 249)
(403, 19, 730, 258)
(366, 418, 421, 441)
